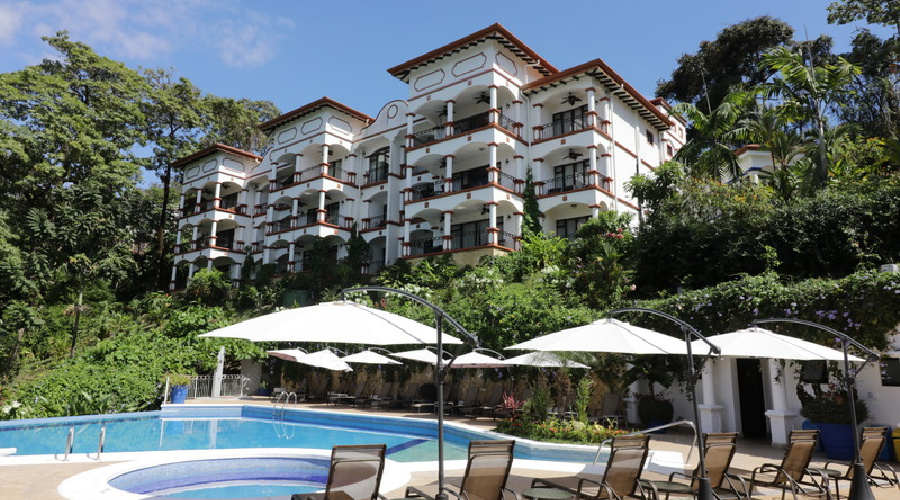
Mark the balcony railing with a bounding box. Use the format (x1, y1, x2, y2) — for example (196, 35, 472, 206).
(498, 112, 515, 133)
(273, 218, 292, 233)
(412, 126, 445, 146)
(452, 229, 490, 249)
(542, 172, 590, 194)
(454, 112, 490, 135)
(497, 171, 516, 190)
(364, 215, 386, 230)
(497, 230, 516, 247)
(409, 236, 443, 256)
(537, 117, 587, 140)
(364, 165, 389, 184)
(411, 180, 443, 201)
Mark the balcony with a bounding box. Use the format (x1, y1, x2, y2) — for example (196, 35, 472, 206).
(454, 112, 490, 135)
(412, 126, 445, 147)
(541, 172, 589, 195)
(363, 215, 386, 230)
(363, 165, 389, 184)
(409, 236, 443, 256)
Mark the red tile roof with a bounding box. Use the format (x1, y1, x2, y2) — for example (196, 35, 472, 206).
(259, 96, 373, 132)
(170, 144, 261, 169)
(387, 23, 557, 82)
(524, 58, 673, 129)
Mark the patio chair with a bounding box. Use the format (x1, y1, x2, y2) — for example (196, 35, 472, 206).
(532, 433, 651, 500)
(468, 386, 503, 419)
(293, 443, 387, 500)
(747, 429, 830, 500)
(405, 440, 516, 500)
(817, 426, 900, 500)
(638, 432, 742, 500)
(595, 392, 626, 429)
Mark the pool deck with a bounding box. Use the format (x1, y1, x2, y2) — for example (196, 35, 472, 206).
(2, 396, 898, 500)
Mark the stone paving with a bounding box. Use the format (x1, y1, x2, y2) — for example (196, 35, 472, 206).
(1, 396, 898, 500)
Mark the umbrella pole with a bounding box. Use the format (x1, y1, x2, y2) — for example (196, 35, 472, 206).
(435, 314, 447, 500)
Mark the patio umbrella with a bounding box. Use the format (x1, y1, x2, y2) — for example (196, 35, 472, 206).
(341, 349, 403, 365)
(500, 351, 590, 369)
(391, 348, 453, 364)
(267, 349, 353, 372)
(200, 301, 463, 345)
(690, 327, 864, 361)
(505, 318, 687, 355)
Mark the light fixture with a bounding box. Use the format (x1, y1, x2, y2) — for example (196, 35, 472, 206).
(480, 204, 489, 216)
(562, 93, 582, 105)
(564, 148, 583, 160)
(475, 92, 490, 104)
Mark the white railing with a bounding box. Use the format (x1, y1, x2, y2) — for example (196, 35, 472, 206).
(188, 374, 248, 398)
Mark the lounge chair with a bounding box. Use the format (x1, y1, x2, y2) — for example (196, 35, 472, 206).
(405, 440, 516, 500)
(460, 386, 503, 419)
(638, 432, 742, 500)
(595, 392, 626, 428)
(817, 426, 900, 500)
(747, 429, 829, 500)
(532, 434, 651, 500)
(362, 382, 393, 409)
(293, 443, 387, 500)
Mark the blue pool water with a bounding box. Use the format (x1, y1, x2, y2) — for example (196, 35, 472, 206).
(0, 410, 468, 461)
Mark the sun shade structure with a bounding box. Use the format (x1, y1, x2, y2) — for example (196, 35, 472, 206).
(505, 318, 686, 355)
(690, 327, 863, 361)
(200, 300, 463, 345)
(391, 348, 453, 364)
(267, 349, 352, 372)
(500, 351, 589, 369)
(341, 349, 403, 365)
(451, 350, 507, 368)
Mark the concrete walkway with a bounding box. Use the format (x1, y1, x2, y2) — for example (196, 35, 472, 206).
(1, 396, 898, 500)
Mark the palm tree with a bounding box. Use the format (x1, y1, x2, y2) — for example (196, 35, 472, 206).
(673, 91, 755, 181)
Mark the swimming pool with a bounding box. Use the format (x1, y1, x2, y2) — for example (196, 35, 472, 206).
(0, 404, 605, 463)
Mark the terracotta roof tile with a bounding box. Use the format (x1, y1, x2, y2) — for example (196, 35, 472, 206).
(170, 144, 261, 169)
(259, 96, 373, 132)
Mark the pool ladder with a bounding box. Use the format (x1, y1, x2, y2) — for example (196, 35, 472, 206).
(54, 424, 107, 461)
(274, 391, 297, 420)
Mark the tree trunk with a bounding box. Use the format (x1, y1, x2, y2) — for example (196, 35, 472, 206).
(70, 280, 84, 359)
(3, 328, 25, 380)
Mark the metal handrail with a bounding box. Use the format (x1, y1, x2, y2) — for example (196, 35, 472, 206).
(89, 424, 106, 460)
(55, 426, 75, 461)
(592, 420, 697, 466)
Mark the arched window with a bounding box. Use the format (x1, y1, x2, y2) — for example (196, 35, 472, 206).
(367, 147, 389, 182)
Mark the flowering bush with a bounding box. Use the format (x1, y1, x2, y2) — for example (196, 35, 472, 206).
(0, 400, 29, 420)
(494, 414, 629, 444)
(798, 382, 869, 424)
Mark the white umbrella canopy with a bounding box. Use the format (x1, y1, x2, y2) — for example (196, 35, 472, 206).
(391, 348, 453, 364)
(690, 327, 864, 361)
(500, 351, 590, 369)
(451, 351, 507, 368)
(505, 318, 687, 355)
(200, 300, 463, 345)
(341, 350, 403, 365)
(266, 349, 353, 372)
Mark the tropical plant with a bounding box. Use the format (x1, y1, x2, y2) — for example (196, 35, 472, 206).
(673, 91, 755, 180)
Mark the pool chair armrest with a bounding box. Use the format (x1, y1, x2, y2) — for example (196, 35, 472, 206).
(722, 471, 750, 499)
(577, 477, 622, 500)
(872, 461, 900, 486)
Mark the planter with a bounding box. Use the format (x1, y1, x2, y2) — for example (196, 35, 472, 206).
(816, 422, 855, 460)
(256, 387, 271, 397)
(170, 385, 189, 404)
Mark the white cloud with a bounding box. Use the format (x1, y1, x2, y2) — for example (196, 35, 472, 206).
(1, 0, 289, 70)
(0, 2, 28, 46)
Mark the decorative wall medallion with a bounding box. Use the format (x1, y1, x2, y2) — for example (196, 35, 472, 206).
(495, 52, 517, 75)
(414, 69, 445, 92)
(387, 104, 398, 119)
(451, 52, 487, 77)
(301, 117, 323, 134)
(222, 158, 245, 172)
(277, 127, 298, 144)
(329, 117, 352, 133)
(202, 160, 217, 172)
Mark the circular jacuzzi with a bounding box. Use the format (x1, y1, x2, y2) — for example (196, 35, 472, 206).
(58, 449, 410, 500)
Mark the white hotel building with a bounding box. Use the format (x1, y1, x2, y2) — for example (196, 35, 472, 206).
(169, 24, 686, 289)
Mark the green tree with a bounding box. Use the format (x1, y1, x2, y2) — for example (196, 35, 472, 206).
(672, 91, 755, 180)
(759, 46, 861, 186)
(828, 0, 900, 39)
(657, 16, 795, 111)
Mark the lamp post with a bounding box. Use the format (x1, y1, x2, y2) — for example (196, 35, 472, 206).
(753, 318, 879, 500)
(610, 308, 720, 500)
(343, 286, 479, 500)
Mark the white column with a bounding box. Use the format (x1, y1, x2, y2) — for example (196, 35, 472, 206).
(213, 183, 221, 209)
(513, 100, 523, 137)
(209, 220, 218, 246)
(488, 203, 497, 244)
(175, 231, 182, 250)
(179, 193, 186, 216)
(406, 113, 415, 148)
(206, 259, 213, 270)
(444, 156, 454, 192)
(195, 189, 202, 209)
(765, 359, 797, 447)
(317, 190, 326, 222)
(489, 86, 498, 124)
(191, 226, 199, 250)
(403, 220, 411, 257)
(291, 199, 299, 228)
(698, 358, 724, 433)
(188, 263, 196, 279)
(589, 146, 599, 186)
(321, 145, 329, 176)
(531, 104, 543, 141)
(169, 266, 178, 289)
(445, 101, 454, 136)
(586, 88, 596, 127)
(263, 246, 271, 264)
(232, 263, 241, 285)
(488, 144, 498, 183)
(442, 211, 452, 250)
(288, 242, 296, 272)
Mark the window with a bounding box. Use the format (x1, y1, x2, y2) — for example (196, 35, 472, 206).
(881, 359, 900, 387)
(367, 147, 389, 182)
(556, 216, 589, 241)
(451, 217, 503, 249)
(551, 160, 589, 193)
(646, 129, 655, 146)
(452, 165, 489, 190)
(551, 105, 587, 136)
(799, 360, 828, 383)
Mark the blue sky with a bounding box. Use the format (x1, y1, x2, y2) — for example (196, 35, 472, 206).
(0, 0, 891, 118)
